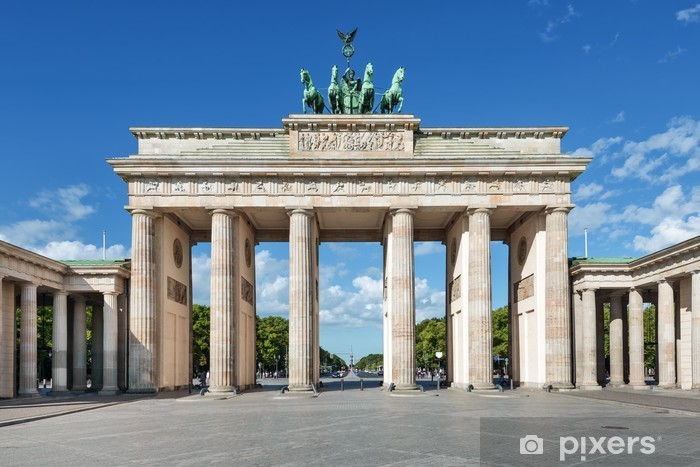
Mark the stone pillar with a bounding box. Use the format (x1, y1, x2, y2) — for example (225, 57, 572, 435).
(580, 288, 600, 389)
(51, 291, 69, 393)
(19, 283, 39, 396)
(609, 294, 624, 387)
(572, 290, 583, 387)
(468, 208, 494, 390)
(657, 279, 676, 388)
(544, 206, 574, 389)
(0, 277, 15, 398)
(92, 304, 103, 390)
(691, 271, 700, 390)
(129, 209, 157, 393)
(288, 209, 316, 391)
(628, 287, 646, 388)
(101, 292, 119, 394)
(390, 208, 418, 391)
(72, 297, 87, 391)
(209, 209, 237, 393)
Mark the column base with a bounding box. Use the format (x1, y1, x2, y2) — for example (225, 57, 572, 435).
(607, 381, 626, 388)
(287, 384, 314, 392)
(99, 388, 120, 396)
(579, 384, 603, 391)
(546, 382, 575, 391)
(208, 386, 236, 394)
(627, 383, 651, 390)
(655, 383, 677, 390)
(392, 383, 420, 392)
(126, 388, 157, 394)
(18, 389, 40, 398)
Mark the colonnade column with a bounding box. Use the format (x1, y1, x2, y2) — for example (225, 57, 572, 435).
(19, 283, 39, 396)
(580, 288, 601, 389)
(544, 206, 574, 389)
(627, 287, 646, 388)
(390, 208, 417, 391)
(129, 209, 158, 392)
(101, 292, 120, 394)
(657, 279, 676, 388)
(209, 209, 237, 393)
(0, 276, 14, 398)
(468, 208, 494, 390)
(608, 294, 624, 387)
(692, 271, 700, 390)
(288, 209, 316, 391)
(72, 297, 87, 391)
(92, 304, 103, 390)
(51, 291, 69, 393)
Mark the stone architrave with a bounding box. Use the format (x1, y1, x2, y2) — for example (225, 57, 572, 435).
(209, 209, 238, 393)
(608, 294, 624, 387)
(467, 208, 495, 390)
(288, 209, 317, 391)
(72, 297, 87, 391)
(692, 271, 700, 389)
(544, 206, 574, 389)
(627, 287, 646, 388)
(390, 208, 418, 391)
(580, 288, 601, 390)
(52, 292, 69, 392)
(657, 279, 676, 388)
(19, 283, 39, 396)
(101, 292, 120, 394)
(129, 209, 158, 393)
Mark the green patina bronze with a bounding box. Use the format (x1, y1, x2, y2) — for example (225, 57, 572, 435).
(380, 66, 405, 114)
(300, 68, 325, 114)
(300, 29, 405, 115)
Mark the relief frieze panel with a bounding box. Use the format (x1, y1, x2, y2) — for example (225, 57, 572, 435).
(298, 131, 405, 152)
(167, 276, 188, 305)
(514, 274, 534, 302)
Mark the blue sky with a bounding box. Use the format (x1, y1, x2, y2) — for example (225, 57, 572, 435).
(1, 2, 699, 360)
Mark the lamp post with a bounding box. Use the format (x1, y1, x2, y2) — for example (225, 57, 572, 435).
(275, 354, 280, 378)
(436, 351, 443, 391)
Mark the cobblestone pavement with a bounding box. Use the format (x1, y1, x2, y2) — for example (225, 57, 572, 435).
(1, 384, 698, 466)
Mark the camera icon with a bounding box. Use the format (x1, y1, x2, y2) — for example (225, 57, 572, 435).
(520, 435, 544, 455)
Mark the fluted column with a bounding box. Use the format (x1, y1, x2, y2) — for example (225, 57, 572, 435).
(129, 209, 157, 393)
(51, 291, 69, 392)
(609, 294, 624, 386)
(466, 208, 494, 390)
(72, 297, 87, 391)
(288, 209, 316, 391)
(572, 290, 584, 386)
(209, 209, 237, 393)
(544, 206, 574, 389)
(628, 287, 646, 388)
(692, 271, 700, 390)
(101, 292, 119, 394)
(580, 288, 600, 389)
(390, 208, 417, 391)
(92, 304, 103, 390)
(0, 277, 14, 398)
(19, 283, 39, 396)
(657, 279, 676, 388)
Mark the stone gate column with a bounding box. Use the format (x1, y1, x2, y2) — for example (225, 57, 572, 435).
(657, 279, 676, 388)
(92, 303, 103, 390)
(545, 206, 574, 389)
(19, 283, 38, 396)
(691, 271, 700, 390)
(129, 209, 158, 392)
(468, 208, 494, 390)
(0, 277, 13, 398)
(609, 293, 624, 387)
(72, 297, 87, 391)
(209, 209, 237, 393)
(628, 287, 646, 388)
(101, 292, 119, 394)
(572, 290, 583, 386)
(580, 288, 600, 389)
(51, 291, 69, 393)
(390, 208, 418, 391)
(288, 209, 316, 392)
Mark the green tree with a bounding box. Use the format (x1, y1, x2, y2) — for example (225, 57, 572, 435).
(643, 304, 657, 370)
(492, 306, 508, 359)
(415, 317, 446, 370)
(354, 353, 382, 371)
(256, 315, 289, 372)
(320, 347, 347, 371)
(192, 304, 210, 374)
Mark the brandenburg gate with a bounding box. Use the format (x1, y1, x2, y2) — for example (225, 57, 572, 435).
(108, 113, 591, 393)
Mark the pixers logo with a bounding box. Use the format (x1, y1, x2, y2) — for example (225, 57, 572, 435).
(559, 436, 656, 461)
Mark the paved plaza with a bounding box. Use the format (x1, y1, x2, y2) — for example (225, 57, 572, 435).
(1, 375, 699, 466)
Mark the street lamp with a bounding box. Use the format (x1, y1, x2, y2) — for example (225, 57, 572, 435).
(435, 351, 443, 390)
(275, 354, 280, 378)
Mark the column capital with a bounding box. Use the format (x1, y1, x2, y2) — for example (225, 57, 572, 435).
(545, 205, 574, 215)
(209, 208, 238, 218)
(287, 208, 314, 218)
(390, 207, 416, 217)
(128, 208, 160, 218)
(657, 278, 673, 286)
(465, 207, 494, 216)
(53, 290, 69, 297)
(103, 291, 119, 297)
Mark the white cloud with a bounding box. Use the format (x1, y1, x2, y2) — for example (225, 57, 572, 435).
(572, 136, 623, 160)
(612, 111, 625, 123)
(633, 215, 700, 252)
(659, 46, 687, 63)
(539, 4, 577, 43)
(677, 4, 700, 23)
(569, 202, 612, 235)
(29, 184, 95, 221)
(573, 182, 604, 201)
(33, 241, 128, 261)
(414, 242, 444, 256)
(582, 44, 591, 54)
(192, 252, 212, 306)
(0, 219, 77, 247)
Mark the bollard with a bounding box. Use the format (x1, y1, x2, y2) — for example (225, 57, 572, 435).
(360, 379, 364, 391)
(510, 379, 514, 391)
(340, 379, 344, 391)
